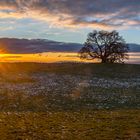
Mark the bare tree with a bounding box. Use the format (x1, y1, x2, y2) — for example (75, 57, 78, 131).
(79, 30, 129, 63)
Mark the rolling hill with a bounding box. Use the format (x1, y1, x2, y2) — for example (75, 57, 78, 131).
(0, 38, 139, 54)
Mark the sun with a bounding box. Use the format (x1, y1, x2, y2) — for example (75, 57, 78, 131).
(0, 46, 8, 54)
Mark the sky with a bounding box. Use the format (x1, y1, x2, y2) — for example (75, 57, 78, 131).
(0, 0, 140, 44)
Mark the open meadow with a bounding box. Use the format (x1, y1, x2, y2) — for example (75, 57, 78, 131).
(0, 63, 140, 140)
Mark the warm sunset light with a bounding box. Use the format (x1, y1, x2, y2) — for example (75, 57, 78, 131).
(0, 0, 139, 44)
(0, 53, 99, 63)
(0, 0, 139, 64)
(0, 1, 139, 139)
(0, 45, 7, 54)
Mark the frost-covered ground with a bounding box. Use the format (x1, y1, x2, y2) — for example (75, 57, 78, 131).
(0, 63, 139, 111)
(0, 63, 140, 139)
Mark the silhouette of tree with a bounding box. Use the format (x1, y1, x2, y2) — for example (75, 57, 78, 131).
(79, 30, 129, 63)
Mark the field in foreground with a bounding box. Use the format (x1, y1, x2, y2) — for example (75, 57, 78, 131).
(0, 63, 140, 139)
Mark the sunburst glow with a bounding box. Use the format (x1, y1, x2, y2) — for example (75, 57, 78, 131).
(0, 53, 99, 63)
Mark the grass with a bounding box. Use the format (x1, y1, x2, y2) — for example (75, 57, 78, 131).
(0, 62, 140, 139)
(0, 62, 140, 77)
(0, 110, 140, 140)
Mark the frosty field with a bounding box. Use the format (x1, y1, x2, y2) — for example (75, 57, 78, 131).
(0, 63, 139, 139)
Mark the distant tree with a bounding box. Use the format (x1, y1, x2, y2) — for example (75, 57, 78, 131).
(79, 30, 129, 63)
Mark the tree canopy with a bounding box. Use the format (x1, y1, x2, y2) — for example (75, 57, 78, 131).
(79, 30, 129, 63)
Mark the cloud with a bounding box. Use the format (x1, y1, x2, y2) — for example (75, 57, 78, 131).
(0, 26, 14, 31)
(0, 0, 139, 30)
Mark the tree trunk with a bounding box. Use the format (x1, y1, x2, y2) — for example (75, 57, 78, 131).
(101, 57, 107, 63)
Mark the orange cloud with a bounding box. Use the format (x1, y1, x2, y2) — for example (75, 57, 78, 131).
(0, 0, 139, 30)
